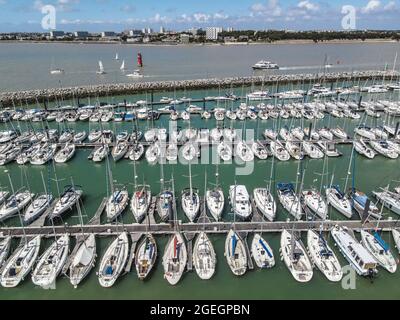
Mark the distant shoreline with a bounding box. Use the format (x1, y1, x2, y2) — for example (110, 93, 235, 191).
(0, 38, 398, 46)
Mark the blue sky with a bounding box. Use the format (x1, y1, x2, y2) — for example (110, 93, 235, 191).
(0, 0, 399, 32)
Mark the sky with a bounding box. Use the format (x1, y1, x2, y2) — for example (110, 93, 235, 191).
(0, 0, 400, 32)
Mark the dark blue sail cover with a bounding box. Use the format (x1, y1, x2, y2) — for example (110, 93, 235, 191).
(259, 238, 273, 258)
(374, 232, 389, 252)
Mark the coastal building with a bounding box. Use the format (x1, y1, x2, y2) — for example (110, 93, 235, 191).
(160, 26, 165, 34)
(128, 30, 143, 37)
(226, 27, 234, 32)
(49, 31, 65, 39)
(180, 34, 190, 44)
(188, 28, 200, 35)
(101, 31, 116, 38)
(74, 31, 90, 39)
(206, 27, 223, 40)
(142, 28, 153, 34)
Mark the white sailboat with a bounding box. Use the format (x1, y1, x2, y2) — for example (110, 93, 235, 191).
(225, 229, 247, 276)
(96, 61, 106, 75)
(106, 189, 129, 221)
(276, 183, 303, 220)
(206, 168, 225, 222)
(302, 189, 328, 220)
(229, 185, 252, 220)
(360, 230, 397, 273)
(307, 230, 342, 282)
(120, 60, 125, 71)
(251, 233, 275, 269)
(392, 229, 400, 254)
(193, 232, 216, 280)
(0, 236, 41, 288)
(0, 190, 34, 222)
(0, 237, 12, 268)
(163, 233, 187, 285)
(181, 160, 200, 223)
(98, 232, 129, 288)
(69, 234, 97, 288)
(280, 230, 313, 283)
(135, 234, 157, 280)
(32, 234, 70, 289)
(49, 186, 83, 220)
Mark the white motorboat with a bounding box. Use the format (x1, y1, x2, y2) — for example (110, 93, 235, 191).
(253, 188, 276, 222)
(92, 145, 109, 162)
(206, 188, 224, 222)
(163, 233, 187, 285)
(69, 234, 97, 288)
(369, 140, 398, 159)
(252, 60, 279, 70)
(112, 141, 129, 162)
(270, 141, 290, 161)
(251, 234, 275, 269)
(0, 236, 41, 288)
(49, 186, 83, 220)
(225, 230, 247, 276)
(0, 191, 34, 222)
(303, 141, 324, 159)
(135, 234, 157, 280)
(354, 139, 376, 159)
(127, 70, 144, 78)
(193, 232, 216, 280)
(331, 226, 377, 276)
(32, 234, 69, 289)
(229, 185, 252, 220)
(373, 189, 400, 215)
(276, 183, 303, 220)
(128, 144, 145, 161)
(217, 142, 233, 162)
(98, 233, 129, 288)
(131, 185, 151, 223)
(106, 190, 129, 221)
(360, 230, 397, 273)
(23, 194, 53, 225)
(307, 230, 342, 282)
(302, 189, 328, 220)
(54, 143, 76, 163)
(251, 141, 269, 160)
(280, 230, 313, 283)
(236, 141, 254, 162)
(326, 185, 353, 218)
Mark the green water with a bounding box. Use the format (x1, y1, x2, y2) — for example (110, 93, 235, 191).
(1, 87, 400, 300)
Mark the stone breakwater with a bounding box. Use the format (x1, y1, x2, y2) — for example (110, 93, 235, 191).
(0, 70, 397, 108)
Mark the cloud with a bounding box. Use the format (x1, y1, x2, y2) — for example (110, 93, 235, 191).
(250, 0, 282, 17)
(297, 1, 319, 12)
(361, 0, 381, 13)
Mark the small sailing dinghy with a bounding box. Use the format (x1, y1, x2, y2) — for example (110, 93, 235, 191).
(163, 233, 187, 285)
(0, 190, 34, 222)
(307, 230, 342, 282)
(69, 234, 97, 288)
(331, 226, 377, 277)
(32, 234, 70, 289)
(96, 61, 106, 75)
(225, 230, 247, 276)
(0, 237, 12, 268)
(251, 233, 275, 269)
(193, 232, 216, 280)
(280, 230, 313, 283)
(23, 194, 53, 225)
(98, 232, 129, 288)
(106, 189, 129, 221)
(135, 234, 157, 280)
(0, 236, 41, 288)
(360, 230, 397, 273)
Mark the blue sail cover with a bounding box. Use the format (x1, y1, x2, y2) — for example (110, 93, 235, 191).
(277, 183, 295, 193)
(259, 239, 273, 258)
(332, 185, 345, 199)
(354, 194, 368, 208)
(374, 232, 389, 252)
(231, 235, 238, 256)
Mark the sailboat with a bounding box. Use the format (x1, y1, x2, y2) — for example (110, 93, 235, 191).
(181, 159, 200, 223)
(115, 53, 119, 61)
(0, 237, 12, 268)
(307, 230, 342, 282)
(0, 236, 41, 288)
(206, 168, 225, 222)
(135, 234, 157, 280)
(157, 162, 175, 222)
(69, 234, 97, 288)
(360, 230, 397, 273)
(193, 232, 216, 280)
(32, 234, 70, 289)
(280, 230, 313, 283)
(120, 60, 125, 71)
(163, 232, 187, 285)
(96, 61, 106, 75)
(130, 159, 152, 223)
(106, 188, 129, 221)
(251, 233, 275, 269)
(98, 232, 129, 288)
(225, 229, 247, 276)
